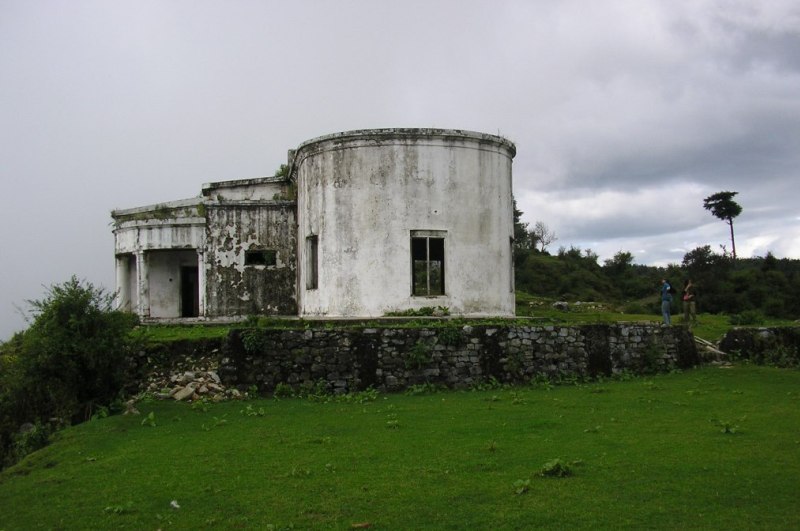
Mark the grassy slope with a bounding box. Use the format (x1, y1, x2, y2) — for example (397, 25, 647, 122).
(1, 365, 799, 530)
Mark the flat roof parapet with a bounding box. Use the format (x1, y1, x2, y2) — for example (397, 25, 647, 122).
(111, 197, 203, 217)
(293, 127, 516, 158)
(201, 175, 288, 195)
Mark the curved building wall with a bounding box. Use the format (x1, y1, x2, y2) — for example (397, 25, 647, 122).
(294, 129, 516, 317)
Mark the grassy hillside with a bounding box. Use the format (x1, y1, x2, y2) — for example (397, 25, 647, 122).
(1, 365, 798, 529)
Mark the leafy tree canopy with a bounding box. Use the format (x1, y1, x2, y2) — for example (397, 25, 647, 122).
(703, 191, 743, 259)
(703, 191, 742, 224)
(1, 276, 141, 468)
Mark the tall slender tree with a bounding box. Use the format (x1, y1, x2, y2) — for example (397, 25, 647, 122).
(703, 191, 743, 259)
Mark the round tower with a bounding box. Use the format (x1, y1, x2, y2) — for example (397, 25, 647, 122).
(293, 128, 516, 317)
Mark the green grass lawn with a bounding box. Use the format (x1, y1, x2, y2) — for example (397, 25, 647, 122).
(1, 365, 798, 529)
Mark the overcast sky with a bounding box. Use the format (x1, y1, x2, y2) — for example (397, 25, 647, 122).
(2, 0, 799, 339)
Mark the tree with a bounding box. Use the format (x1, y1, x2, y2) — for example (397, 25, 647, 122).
(512, 199, 532, 250)
(273, 163, 289, 178)
(530, 221, 557, 253)
(1, 277, 142, 467)
(703, 191, 743, 259)
(18, 277, 140, 421)
(603, 251, 634, 274)
(681, 245, 718, 273)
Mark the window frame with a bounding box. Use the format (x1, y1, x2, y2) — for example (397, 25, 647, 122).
(410, 230, 447, 297)
(305, 235, 319, 290)
(244, 249, 277, 267)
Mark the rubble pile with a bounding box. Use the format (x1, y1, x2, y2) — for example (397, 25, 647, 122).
(144, 367, 241, 402)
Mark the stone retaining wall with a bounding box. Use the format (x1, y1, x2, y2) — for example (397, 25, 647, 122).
(719, 327, 800, 367)
(211, 323, 698, 394)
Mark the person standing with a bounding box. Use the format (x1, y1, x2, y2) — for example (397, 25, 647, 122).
(660, 279, 673, 326)
(682, 279, 697, 328)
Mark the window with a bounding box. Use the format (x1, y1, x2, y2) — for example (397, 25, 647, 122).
(245, 250, 277, 267)
(411, 230, 446, 296)
(306, 235, 318, 290)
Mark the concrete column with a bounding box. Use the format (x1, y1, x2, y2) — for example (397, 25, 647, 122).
(136, 251, 150, 318)
(115, 255, 131, 311)
(197, 250, 206, 317)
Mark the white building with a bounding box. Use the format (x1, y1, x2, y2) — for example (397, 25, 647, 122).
(112, 128, 516, 320)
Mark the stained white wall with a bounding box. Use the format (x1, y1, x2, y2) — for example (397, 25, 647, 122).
(115, 254, 137, 311)
(295, 129, 516, 317)
(202, 177, 285, 201)
(147, 250, 199, 318)
(112, 199, 205, 317)
(113, 222, 205, 254)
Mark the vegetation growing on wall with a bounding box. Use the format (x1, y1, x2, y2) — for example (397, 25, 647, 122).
(112, 203, 203, 227)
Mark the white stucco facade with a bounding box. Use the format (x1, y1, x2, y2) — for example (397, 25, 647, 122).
(294, 129, 516, 317)
(112, 128, 516, 321)
(112, 177, 296, 319)
(112, 199, 206, 318)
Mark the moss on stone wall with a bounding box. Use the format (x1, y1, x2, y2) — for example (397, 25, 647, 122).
(129, 324, 699, 396)
(720, 327, 800, 367)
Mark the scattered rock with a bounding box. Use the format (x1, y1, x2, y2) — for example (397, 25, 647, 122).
(139, 356, 235, 402)
(173, 384, 196, 401)
(123, 400, 140, 416)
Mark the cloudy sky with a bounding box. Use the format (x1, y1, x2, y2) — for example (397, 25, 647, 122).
(1, 0, 799, 338)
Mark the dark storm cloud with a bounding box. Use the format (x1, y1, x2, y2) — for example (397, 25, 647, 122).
(1, 0, 799, 338)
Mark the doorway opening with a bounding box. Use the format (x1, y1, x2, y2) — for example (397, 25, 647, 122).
(181, 266, 199, 317)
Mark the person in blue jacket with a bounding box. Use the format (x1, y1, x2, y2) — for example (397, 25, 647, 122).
(660, 279, 673, 326)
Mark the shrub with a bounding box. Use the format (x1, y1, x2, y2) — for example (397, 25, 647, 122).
(539, 458, 573, 478)
(620, 301, 653, 315)
(437, 327, 462, 346)
(240, 329, 268, 354)
(405, 341, 432, 370)
(273, 382, 295, 399)
(19, 277, 140, 419)
(638, 342, 663, 375)
(0, 277, 140, 468)
(2, 421, 51, 468)
(729, 310, 765, 326)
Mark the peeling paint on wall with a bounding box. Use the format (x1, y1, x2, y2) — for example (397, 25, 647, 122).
(204, 202, 297, 316)
(111, 128, 515, 322)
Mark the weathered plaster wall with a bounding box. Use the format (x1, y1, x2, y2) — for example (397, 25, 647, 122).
(148, 250, 200, 318)
(112, 199, 206, 253)
(295, 129, 516, 318)
(204, 201, 297, 316)
(112, 200, 206, 317)
(115, 254, 137, 312)
(202, 177, 287, 201)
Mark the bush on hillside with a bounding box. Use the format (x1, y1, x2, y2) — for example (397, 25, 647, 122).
(0, 276, 140, 468)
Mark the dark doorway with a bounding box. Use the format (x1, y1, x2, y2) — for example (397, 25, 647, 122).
(181, 266, 199, 317)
